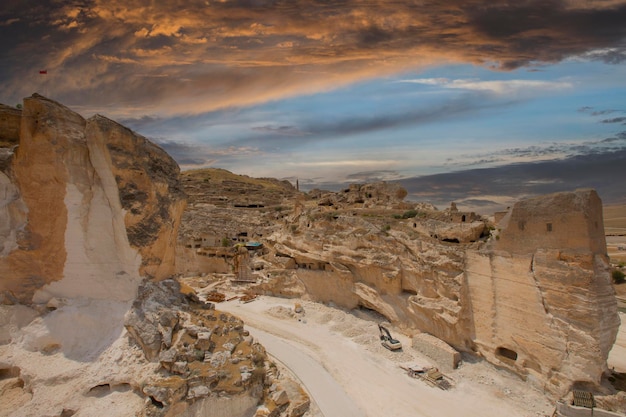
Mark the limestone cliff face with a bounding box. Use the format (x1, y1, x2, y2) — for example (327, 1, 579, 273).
(263, 209, 474, 349)
(466, 189, 619, 394)
(0, 94, 186, 304)
(0, 95, 189, 417)
(86, 115, 186, 281)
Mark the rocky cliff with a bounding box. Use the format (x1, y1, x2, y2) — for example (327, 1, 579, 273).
(0, 94, 185, 305)
(0, 96, 298, 417)
(467, 190, 619, 393)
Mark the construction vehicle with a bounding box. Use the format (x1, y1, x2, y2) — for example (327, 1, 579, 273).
(378, 323, 402, 351)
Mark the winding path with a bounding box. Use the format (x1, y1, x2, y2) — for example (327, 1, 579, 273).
(219, 297, 551, 417)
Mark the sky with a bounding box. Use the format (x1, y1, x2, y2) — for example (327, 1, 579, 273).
(1, 0, 625, 209)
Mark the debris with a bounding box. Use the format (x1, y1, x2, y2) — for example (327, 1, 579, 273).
(205, 291, 226, 303)
(240, 294, 258, 303)
(400, 364, 454, 390)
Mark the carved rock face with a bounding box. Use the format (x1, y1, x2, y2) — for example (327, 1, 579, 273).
(467, 189, 619, 395)
(0, 94, 186, 304)
(251, 188, 618, 396)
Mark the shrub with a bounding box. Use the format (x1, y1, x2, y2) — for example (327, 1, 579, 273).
(613, 269, 626, 284)
(402, 209, 418, 219)
(221, 237, 231, 247)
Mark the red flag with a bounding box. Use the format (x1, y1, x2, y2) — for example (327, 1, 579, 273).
(39, 70, 47, 74)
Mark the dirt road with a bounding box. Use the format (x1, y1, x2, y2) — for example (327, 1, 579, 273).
(219, 296, 553, 417)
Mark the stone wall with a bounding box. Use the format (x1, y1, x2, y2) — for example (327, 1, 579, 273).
(495, 190, 606, 255)
(556, 401, 623, 417)
(411, 332, 461, 372)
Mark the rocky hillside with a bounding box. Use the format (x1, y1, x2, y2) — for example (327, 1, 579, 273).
(179, 168, 297, 249)
(179, 169, 619, 398)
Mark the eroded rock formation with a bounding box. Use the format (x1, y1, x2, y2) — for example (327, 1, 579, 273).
(467, 190, 619, 394)
(0, 94, 186, 416)
(0, 94, 185, 305)
(275, 189, 618, 396)
(124, 279, 271, 417)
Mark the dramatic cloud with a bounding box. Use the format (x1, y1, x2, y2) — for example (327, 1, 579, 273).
(1, 0, 625, 115)
(151, 137, 261, 169)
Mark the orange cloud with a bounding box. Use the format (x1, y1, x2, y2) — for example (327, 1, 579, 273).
(2, 0, 625, 115)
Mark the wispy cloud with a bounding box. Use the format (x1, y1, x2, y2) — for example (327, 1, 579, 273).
(601, 117, 626, 124)
(234, 93, 517, 150)
(286, 160, 398, 168)
(398, 78, 572, 95)
(151, 138, 261, 169)
(252, 125, 310, 136)
(579, 106, 625, 116)
(444, 132, 626, 169)
(345, 170, 404, 182)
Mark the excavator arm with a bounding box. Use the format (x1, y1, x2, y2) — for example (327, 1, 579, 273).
(378, 323, 402, 350)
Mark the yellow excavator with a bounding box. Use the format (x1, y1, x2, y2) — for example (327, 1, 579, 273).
(378, 323, 402, 351)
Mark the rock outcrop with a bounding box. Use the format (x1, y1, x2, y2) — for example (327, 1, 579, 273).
(0, 94, 188, 416)
(124, 279, 269, 417)
(310, 182, 411, 209)
(0, 104, 21, 148)
(0, 94, 185, 305)
(466, 189, 619, 394)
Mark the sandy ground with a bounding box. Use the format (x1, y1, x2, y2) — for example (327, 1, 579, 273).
(218, 296, 557, 417)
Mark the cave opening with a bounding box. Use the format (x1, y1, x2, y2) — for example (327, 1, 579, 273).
(495, 346, 518, 362)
